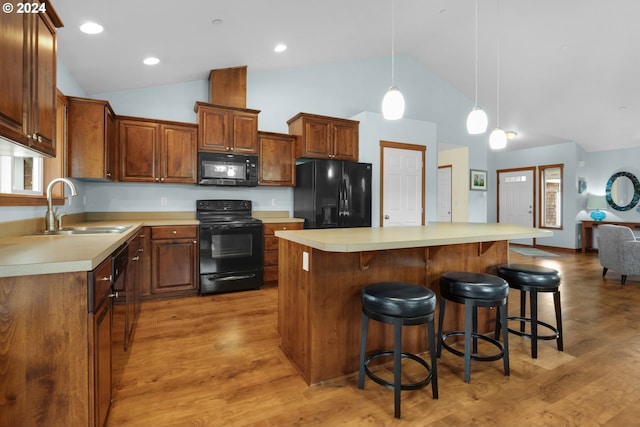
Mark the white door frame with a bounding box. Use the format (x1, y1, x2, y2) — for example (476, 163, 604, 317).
(380, 140, 426, 227)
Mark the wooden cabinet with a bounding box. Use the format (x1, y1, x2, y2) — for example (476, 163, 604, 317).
(149, 225, 199, 298)
(67, 97, 117, 180)
(0, 3, 62, 156)
(119, 117, 197, 183)
(195, 101, 260, 153)
(88, 256, 114, 427)
(121, 231, 143, 351)
(287, 113, 359, 161)
(258, 131, 296, 186)
(263, 221, 304, 285)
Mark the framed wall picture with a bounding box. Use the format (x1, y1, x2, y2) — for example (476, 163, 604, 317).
(470, 169, 488, 191)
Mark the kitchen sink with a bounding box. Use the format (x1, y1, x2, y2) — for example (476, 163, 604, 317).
(34, 225, 132, 236)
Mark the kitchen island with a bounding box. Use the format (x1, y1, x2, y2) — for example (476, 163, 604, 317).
(275, 222, 552, 385)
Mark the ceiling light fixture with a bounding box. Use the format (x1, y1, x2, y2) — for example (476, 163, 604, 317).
(466, 0, 488, 135)
(505, 130, 517, 139)
(382, 0, 405, 120)
(143, 57, 160, 65)
(274, 44, 287, 53)
(489, 0, 507, 150)
(79, 22, 103, 34)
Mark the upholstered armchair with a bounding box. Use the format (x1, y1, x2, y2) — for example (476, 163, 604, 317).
(597, 224, 640, 284)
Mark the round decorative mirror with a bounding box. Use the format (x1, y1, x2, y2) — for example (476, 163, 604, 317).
(606, 171, 640, 211)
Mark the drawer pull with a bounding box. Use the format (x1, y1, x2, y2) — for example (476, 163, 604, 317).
(100, 275, 112, 282)
(172, 230, 177, 235)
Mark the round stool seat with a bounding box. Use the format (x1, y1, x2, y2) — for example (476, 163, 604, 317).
(440, 272, 509, 302)
(362, 282, 436, 318)
(497, 264, 560, 290)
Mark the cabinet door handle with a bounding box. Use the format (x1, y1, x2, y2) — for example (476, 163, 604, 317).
(37, 135, 42, 143)
(193, 240, 197, 244)
(100, 275, 112, 282)
(172, 230, 177, 235)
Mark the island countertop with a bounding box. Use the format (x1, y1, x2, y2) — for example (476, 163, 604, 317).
(275, 222, 553, 252)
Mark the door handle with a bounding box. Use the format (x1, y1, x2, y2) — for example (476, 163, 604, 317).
(384, 215, 390, 219)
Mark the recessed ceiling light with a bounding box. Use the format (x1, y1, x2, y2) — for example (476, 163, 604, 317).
(274, 44, 287, 53)
(80, 22, 103, 34)
(143, 57, 160, 65)
(211, 18, 223, 25)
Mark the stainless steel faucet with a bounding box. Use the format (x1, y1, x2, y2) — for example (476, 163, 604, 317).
(45, 178, 78, 231)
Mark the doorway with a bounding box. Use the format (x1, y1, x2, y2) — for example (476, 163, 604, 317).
(497, 167, 536, 245)
(437, 165, 452, 222)
(380, 141, 425, 227)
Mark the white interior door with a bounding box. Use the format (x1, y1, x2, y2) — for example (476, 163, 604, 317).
(382, 146, 423, 227)
(437, 166, 452, 222)
(498, 168, 535, 245)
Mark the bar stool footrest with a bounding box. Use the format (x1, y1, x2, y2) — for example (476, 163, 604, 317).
(364, 350, 433, 391)
(441, 331, 505, 362)
(507, 316, 560, 341)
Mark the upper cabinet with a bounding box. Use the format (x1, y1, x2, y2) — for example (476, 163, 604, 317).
(195, 102, 260, 154)
(67, 97, 117, 180)
(0, 3, 62, 157)
(287, 113, 359, 161)
(119, 117, 197, 184)
(258, 131, 296, 187)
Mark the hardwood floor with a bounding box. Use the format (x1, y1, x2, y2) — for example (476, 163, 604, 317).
(107, 250, 640, 426)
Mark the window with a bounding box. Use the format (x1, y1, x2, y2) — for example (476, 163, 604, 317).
(539, 164, 563, 229)
(0, 155, 43, 195)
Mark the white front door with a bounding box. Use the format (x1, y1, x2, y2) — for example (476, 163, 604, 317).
(498, 168, 535, 245)
(381, 144, 424, 227)
(437, 165, 452, 222)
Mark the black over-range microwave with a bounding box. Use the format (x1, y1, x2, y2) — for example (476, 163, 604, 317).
(198, 152, 258, 186)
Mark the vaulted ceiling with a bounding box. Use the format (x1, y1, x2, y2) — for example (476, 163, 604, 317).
(53, 0, 640, 153)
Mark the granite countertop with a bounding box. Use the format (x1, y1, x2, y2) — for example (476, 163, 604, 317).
(0, 219, 199, 278)
(275, 222, 553, 253)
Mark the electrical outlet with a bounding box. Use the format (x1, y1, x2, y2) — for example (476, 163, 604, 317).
(302, 251, 309, 271)
(160, 197, 168, 206)
(271, 198, 277, 206)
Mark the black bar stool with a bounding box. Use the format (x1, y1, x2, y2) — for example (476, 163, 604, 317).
(358, 282, 438, 419)
(437, 272, 510, 383)
(496, 263, 563, 359)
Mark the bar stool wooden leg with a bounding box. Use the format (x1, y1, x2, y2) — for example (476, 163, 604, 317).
(358, 313, 368, 389)
(554, 290, 563, 351)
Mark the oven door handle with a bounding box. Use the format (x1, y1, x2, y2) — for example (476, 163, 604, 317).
(206, 274, 256, 282)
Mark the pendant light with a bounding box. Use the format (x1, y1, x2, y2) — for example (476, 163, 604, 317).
(489, 0, 507, 149)
(382, 0, 405, 120)
(466, 0, 488, 134)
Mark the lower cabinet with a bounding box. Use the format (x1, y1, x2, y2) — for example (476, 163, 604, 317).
(263, 221, 303, 285)
(147, 225, 199, 298)
(89, 256, 115, 427)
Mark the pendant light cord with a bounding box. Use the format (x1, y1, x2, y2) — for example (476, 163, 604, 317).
(390, 0, 396, 86)
(496, 0, 500, 126)
(474, 0, 478, 105)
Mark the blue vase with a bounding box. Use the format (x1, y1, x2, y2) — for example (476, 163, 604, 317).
(590, 210, 606, 221)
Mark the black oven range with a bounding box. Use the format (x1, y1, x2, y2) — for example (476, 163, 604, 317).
(196, 199, 263, 295)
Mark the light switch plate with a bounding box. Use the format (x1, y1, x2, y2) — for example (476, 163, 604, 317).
(302, 251, 309, 271)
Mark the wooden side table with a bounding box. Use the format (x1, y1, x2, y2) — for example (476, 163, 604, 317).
(581, 220, 640, 252)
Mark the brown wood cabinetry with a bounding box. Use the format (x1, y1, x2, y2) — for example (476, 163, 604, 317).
(88, 257, 114, 427)
(263, 221, 303, 284)
(195, 101, 260, 154)
(148, 225, 199, 298)
(119, 117, 197, 183)
(0, 4, 62, 156)
(67, 97, 117, 180)
(287, 113, 359, 161)
(122, 231, 143, 351)
(258, 131, 296, 186)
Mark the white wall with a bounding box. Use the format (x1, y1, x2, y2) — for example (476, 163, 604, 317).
(67, 55, 482, 218)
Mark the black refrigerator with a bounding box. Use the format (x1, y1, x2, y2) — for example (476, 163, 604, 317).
(294, 159, 372, 229)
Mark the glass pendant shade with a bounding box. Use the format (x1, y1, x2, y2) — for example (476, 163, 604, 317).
(466, 106, 488, 134)
(382, 87, 405, 120)
(489, 127, 507, 149)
